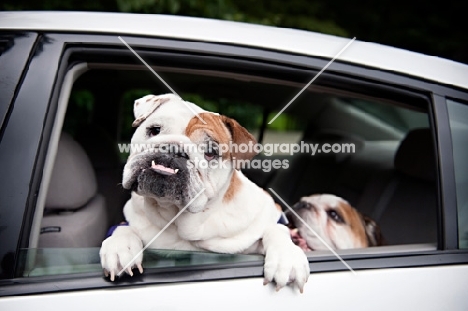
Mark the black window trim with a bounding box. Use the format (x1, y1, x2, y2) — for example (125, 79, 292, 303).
(0, 31, 38, 132)
(432, 94, 458, 249)
(0, 33, 66, 280)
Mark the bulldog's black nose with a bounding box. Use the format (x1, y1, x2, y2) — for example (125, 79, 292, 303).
(175, 151, 189, 159)
(156, 143, 189, 159)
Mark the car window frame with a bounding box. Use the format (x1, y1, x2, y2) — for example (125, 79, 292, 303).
(1, 31, 467, 295)
(445, 97, 468, 249)
(0, 32, 38, 131)
(0, 32, 64, 279)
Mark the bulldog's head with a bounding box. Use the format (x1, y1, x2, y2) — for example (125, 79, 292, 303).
(288, 194, 383, 250)
(122, 94, 257, 213)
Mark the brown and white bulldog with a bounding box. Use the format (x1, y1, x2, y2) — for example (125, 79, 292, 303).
(288, 194, 384, 251)
(100, 94, 309, 292)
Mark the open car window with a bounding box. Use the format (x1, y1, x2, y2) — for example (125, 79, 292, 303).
(18, 37, 441, 281)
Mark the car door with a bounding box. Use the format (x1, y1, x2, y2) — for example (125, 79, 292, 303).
(0, 29, 468, 311)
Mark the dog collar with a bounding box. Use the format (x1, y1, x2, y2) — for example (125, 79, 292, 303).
(105, 221, 129, 238)
(277, 211, 289, 225)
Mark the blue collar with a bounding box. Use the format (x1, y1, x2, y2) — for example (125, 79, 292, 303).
(277, 211, 289, 225)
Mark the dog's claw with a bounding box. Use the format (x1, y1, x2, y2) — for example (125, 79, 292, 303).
(137, 263, 144, 274)
(263, 278, 270, 286)
(127, 267, 133, 276)
(103, 269, 109, 277)
(275, 285, 282, 292)
(110, 271, 115, 282)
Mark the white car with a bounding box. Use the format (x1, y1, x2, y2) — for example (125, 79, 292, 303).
(0, 11, 467, 310)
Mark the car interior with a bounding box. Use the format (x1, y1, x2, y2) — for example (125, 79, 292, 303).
(23, 58, 439, 276)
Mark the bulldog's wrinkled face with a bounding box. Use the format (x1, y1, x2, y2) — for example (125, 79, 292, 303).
(288, 194, 382, 250)
(122, 94, 257, 213)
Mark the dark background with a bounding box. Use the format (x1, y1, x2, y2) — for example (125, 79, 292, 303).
(1, 0, 467, 65)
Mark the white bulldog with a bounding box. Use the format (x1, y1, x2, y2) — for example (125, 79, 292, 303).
(100, 94, 310, 292)
(288, 194, 384, 251)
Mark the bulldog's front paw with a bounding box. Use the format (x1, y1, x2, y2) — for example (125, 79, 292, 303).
(99, 226, 144, 281)
(263, 243, 310, 292)
(262, 225, 310, 293)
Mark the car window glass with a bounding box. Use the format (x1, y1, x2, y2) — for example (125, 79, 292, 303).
(446, 99, 468, 249)
(345, 98, 429, 134)
(18, 248, 262, 277)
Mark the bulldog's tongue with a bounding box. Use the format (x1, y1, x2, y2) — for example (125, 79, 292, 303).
(151, 160, 179, 176)
(290, 228, 312, 251)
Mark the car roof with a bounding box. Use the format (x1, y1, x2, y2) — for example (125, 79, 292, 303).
(1, 11, 467, 90)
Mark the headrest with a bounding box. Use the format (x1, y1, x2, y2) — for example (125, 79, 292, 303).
(394, 128, 436, 182)
(45, 132, 97, 210)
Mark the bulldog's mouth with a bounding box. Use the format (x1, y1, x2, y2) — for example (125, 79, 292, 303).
(285, 209, 313, 251)
(290, 228, 312, 252)
(151, 160, 179, 176)
(124, 151, 195, 203)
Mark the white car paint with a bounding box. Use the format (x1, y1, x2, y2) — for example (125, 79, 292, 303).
(1, 265, 468, 311)
(0, 11, 467, 89)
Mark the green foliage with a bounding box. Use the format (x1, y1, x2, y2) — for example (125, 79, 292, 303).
(1, 0, 465, 63)
(63, 90, 95, 136)
(112, 0, 348, 37)
(120, 89, 153, 141)
(266, 112, 303, 132)
(182, 93, 219, 112)
(182, 93, 263, 131)
(1, 0, 118, 11)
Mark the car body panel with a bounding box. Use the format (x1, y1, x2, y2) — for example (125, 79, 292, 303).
(1, 265, 468, 311)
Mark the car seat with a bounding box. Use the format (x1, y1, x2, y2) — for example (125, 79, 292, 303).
(38, 132, 109, 248)
(357, 128, 438, 244)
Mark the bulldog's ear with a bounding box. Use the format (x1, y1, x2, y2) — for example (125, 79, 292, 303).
(220, 115, 258, 161)
(363, 216, 385, 246)
(132, 95, 171, 127)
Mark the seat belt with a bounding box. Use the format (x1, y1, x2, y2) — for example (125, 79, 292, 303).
(371, 176, 399, 222)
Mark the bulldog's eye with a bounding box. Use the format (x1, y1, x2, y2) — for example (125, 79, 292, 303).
(327, 210, 344, 224)
(147, 126, 161, 137)
(204, 143, 219, 161)
(204, 150, 218, 161)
